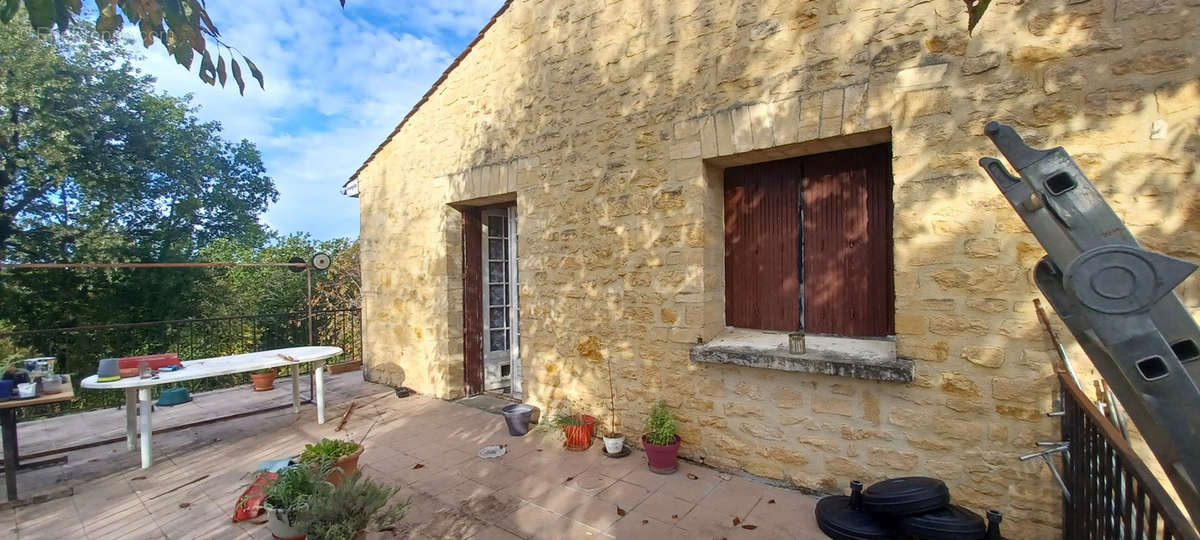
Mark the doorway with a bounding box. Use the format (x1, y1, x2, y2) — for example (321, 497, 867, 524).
(479, 206, 521, 398)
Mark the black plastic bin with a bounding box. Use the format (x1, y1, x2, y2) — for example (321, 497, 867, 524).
(502, 404, 538, 436)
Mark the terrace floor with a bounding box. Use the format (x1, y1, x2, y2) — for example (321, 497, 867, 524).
(1, 372, 823, 539)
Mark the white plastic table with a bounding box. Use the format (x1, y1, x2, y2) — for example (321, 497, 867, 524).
(80, 346, 342, 469)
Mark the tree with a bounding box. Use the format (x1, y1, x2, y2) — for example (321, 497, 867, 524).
(197, 234, 359, 318)
(1, 0, 268, 94)
(0, 18, 277, 328)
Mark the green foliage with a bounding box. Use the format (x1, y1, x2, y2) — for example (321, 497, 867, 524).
(197, 234, 357, 318)
(303, 473, 407, 540)
(0, 322, 34, 366)
(550, 412, 583, 427)
(644, 400, 677, 446)
(299, 438, 361, 471)
(0, 0, 273, 94)
(0, 19, 359, 418)
(263, 466, 324, 524)
(0, 18, 277, 329)
(966, 0, 993, 34)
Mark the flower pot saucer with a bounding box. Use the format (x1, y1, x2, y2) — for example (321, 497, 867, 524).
(602, 444, 631, 458)
(649, 463, 678, 474)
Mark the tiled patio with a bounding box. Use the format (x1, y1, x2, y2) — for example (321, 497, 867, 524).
(2, 373, 823, 539)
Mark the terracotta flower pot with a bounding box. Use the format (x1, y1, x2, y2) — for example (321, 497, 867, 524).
(562, 415, 597, 451)
(642, 434, 681, 474)
(251, 370, 277, 391)
(324, 444, 364, 486)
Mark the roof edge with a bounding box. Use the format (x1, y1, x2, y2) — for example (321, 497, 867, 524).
(344, 0, 516, 186)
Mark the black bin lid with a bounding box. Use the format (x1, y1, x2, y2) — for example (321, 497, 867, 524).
(898, 504, 986, 539)
(862, 477, 950, 516)
(815, 495, 894, 540)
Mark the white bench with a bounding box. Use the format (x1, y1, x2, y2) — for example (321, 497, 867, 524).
(81, 346, 342, 469)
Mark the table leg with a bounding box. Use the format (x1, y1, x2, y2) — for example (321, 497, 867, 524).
(125, 388, 137, 451)
(315, 359, 325, 424)
(138, 387, 152, 469)
(291, 368, 300, 413)
(2, 409, 17, 501)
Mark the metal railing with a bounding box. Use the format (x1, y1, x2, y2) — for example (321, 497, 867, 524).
(0, 308, 361, 418)
(1059, 371, 1199, 539)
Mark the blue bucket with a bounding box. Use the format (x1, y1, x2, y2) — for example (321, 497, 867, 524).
(0, 379, 13, 400)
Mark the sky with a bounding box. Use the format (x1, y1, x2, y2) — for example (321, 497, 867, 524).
(123, 0, 504, 241)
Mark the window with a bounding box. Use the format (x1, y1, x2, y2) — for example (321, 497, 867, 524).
(723, 143, 894, 337)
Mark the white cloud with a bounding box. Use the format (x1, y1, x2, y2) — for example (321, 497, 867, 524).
(122, 0, 503, 240)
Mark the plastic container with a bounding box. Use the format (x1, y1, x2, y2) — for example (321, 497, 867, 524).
(502, 403, 537, 436)
(39, 375, 63, 394)
(16, 383, 36, 399)
(862, 476, 951, 516)
(0, 380, 12, 401)
(816, 480, 894, 540)
(898, 504, 986, 539)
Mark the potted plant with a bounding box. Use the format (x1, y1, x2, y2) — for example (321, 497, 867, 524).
(302, 472, 407, 540)
(642, 400, 680, 474)
(251, 368, 278, 391)
(299, 438, 364, 486)
(263, 465, 323, 540)
(601, 354, 625, 455)
(550, 411, 597, 451)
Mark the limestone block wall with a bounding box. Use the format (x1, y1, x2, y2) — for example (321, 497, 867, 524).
(354, 0, 1200, 536)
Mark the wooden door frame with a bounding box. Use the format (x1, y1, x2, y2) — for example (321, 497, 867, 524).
(460, 201, 519, 397)
(462, 207, 484, 395)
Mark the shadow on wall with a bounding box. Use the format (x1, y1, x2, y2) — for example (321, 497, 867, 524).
(377, 0, 1198, 536)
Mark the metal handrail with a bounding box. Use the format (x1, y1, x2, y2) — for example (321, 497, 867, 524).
(1059, 371, 1199, 539)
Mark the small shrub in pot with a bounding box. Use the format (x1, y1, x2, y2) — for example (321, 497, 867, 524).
(303, 472, 407, 540)
(263, 465, 323, 540)
(551, 411, 596, 451)
(299, 438, 364, 486)
(642, 400, 680, 474)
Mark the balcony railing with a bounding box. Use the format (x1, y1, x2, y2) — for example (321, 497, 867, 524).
(0, 308, 361, 418)
(1059, 371, 1199, 539)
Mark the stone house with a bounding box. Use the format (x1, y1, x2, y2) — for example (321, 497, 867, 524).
(344, 0, 1199, 536)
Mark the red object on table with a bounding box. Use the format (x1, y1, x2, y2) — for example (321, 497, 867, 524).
(117, 353, 182, 377)
(233, 471, 277, 522)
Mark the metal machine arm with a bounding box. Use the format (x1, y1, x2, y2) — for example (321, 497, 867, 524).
(979, 121, 1200, 520)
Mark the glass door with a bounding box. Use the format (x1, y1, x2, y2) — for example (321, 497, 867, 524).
(481, 206, 520, 397)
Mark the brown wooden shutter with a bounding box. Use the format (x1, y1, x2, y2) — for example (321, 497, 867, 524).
(724, 158, 803, 332)
(802, 143, 894, 337)
(462, 208, 484, 395)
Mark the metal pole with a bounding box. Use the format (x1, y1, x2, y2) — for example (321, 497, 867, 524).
(307, 266, 315, 401)
(0, 262, 306, 270)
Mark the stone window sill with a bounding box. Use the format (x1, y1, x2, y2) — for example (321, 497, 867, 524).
(690, 328, 914, 383)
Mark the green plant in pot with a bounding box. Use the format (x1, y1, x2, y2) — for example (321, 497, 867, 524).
(299, 438, 364, 486)
(303, 472, 407, 540)
(642, 400, 680, 474)
(263, 465, 324, 540)
(250, 368, 278, 391)
(551, 409, 597, 451)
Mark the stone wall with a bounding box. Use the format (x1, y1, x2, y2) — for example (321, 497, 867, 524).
(354, 0, 1200, 536)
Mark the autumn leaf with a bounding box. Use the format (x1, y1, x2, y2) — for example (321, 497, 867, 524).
(741, 524, 758, 530)
(641, 520, 649, 525)
(412, 463, 424, 469)
(768, 499, 776, 504)
(616, 506, 626, 516)
(686, 473, 698, 480)
(178, 502, 190, 509)
(566, 476, 575, 482)
(733, 517, 741, 526)
(671, 514, 678, 519)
